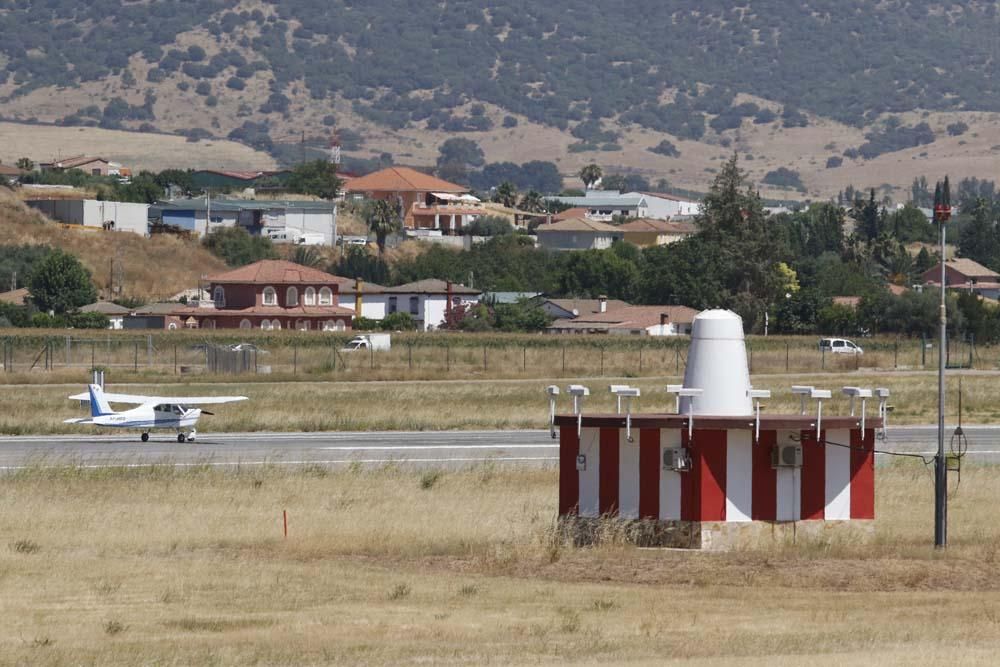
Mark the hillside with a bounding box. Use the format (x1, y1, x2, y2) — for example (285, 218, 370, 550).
(4, 1, 1000, 198)
(0, 188, 228, 300)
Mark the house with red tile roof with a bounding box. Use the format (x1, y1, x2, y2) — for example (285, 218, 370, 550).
(39, 156, 129, 177)
(547, 304, 699, 336)
(618, 218, 697, 247)
(345, 166, 480, 233)
(170, 260, 354, 331)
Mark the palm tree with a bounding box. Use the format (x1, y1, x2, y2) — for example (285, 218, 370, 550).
(492, 181, 518, 208)
(364, 198, 402, 254)
(578, 163, 602, 190)
(518, 190, 546, 213)
(291, 245, 324, 268)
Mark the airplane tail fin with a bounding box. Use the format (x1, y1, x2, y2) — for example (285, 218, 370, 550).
(87, 384, 114, 417)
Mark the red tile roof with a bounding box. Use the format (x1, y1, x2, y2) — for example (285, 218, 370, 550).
(0, 165, 25, 176)
(553, 207, 588, 222)
(43, 155, 108, 168)
(345, 166, 466, 194)
(207, 260, 341, 285)
(618, 218, 697, 234)
(383, 279, 479, 295)
(534, 218, 620, 233)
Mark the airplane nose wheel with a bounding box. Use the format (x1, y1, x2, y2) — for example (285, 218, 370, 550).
(141, 432, 149, 443)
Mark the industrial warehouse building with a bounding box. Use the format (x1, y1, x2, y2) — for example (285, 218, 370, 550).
(26, 199, 149, 236)
(152, 198, 337, 245)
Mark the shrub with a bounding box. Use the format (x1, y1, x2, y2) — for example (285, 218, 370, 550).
(825, 156, 843, 168)
(226, 77, 245, 90)
(648, 139, 680, 157)
(947, 121, 969, 137)
(762, 167, 806, 191)
(195, 81, 211, 96)
(379, 312, 416, 331)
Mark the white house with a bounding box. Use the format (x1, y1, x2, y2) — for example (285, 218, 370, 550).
(547, 190, 647, 221)
(79, 301, 130, 329)
(330, 277, 390, 321)
(625, 192, 701, 219)
(382, 279, 480, 331)
(26, 199, 149, 235)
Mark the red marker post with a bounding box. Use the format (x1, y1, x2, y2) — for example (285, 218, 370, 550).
(283, 510, 288, 539)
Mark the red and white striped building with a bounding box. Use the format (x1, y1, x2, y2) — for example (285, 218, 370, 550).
(552, 310, 883, 549)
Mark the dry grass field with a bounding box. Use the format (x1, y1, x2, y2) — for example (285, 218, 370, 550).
(0, 188, 228, 299)
(0, 121, 277, 172)
(0, 370, 996, 435)
(1, 461, 1000, 664)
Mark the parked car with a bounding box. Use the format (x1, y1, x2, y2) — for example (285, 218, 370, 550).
(819, 338, 863, 355)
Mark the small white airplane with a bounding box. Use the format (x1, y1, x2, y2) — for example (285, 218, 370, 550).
(65, 384, 248, 443)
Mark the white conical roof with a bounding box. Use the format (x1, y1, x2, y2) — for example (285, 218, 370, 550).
(679, 309, 752, 416)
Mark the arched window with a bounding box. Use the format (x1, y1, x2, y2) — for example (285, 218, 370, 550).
(304, 287, 316, 305)
(287, 286, 298, 306)
(261, 319, 271, 330)
(334, 319, 345, 331)
(168, 322, 178, 330)
(297, 319, 310, 331)
(323, 320, 336, 331)
(262, 286, 277, 306)
(213, 286, 225, 307)
(239, 319, 251, 329)
(318, 287, 333, 305)
(272, 319, 282, 330)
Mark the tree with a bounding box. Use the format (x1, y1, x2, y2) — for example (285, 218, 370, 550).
(28, 249, 97, 314)
(291, 246, 324, 268)
(202, 227, 278, 267)
(492, 181, 518, 208)
(518, 190, 546, 213)
(436, 138, 484, 184)
(958, 199, 1000, 271)
(287, 160, 342, 199)
(334, 245, 390, 284)
(15, 157, 33, 171)
(578, 163, 602, 190)
(364, 198, 402, 254)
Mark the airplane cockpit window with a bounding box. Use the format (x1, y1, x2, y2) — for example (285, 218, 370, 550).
(171, 405, 184, 415)
(154, 404, 167, 412)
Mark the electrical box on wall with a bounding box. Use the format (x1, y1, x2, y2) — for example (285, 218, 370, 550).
(662, 447, 691, 472)
(771, 444, 803, 468)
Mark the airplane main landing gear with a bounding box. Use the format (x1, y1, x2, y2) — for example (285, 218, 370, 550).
(141, 432, 149, 442)
(177, 433, 186, 443)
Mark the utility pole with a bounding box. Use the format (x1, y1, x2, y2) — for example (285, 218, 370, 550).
(933, 177, 951, 548)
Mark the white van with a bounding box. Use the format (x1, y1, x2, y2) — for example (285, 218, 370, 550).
(819, 338, 863, 355)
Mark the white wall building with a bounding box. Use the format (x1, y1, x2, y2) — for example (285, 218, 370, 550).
(382, 279, 480, 331)
(330, 278, 390, 321)
(625, 192, 701, 219)
(26, 199, 149, 235)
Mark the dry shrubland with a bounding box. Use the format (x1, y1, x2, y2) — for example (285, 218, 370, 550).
(0, 186, 227, 299)
(1, 462, 1000, 664)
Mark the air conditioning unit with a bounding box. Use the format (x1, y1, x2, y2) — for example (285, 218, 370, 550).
(662, 447, 691, 472)
(771, 444, 803, 468)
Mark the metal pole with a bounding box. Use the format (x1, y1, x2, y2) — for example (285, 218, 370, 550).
(935, 218, 947, 548)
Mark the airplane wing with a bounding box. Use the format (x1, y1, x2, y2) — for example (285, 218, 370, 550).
(69, 391, 248, 405)
(63, 417, 95, 424)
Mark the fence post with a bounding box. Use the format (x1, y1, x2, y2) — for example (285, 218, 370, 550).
(675, 347, 680, 373)
(483, 346, 487, 371)
(65, 335, 71, 367)
(894, 339, 898, 368)
(91, 342, 95, 371)
(446, 345, 450, 372)
(600, 348, 604, 376)
(370, 343, 374, 370)
(174, 345, 177, 374)
(523, 346, 526, 371)
(639, 347, 643, 373)
(785, 342, 789, 372)
(294, 343, 298, 375)
(921, 335, 926, 367)
(821, 346, 825, 370)
(408, 344, 413, 370)
(562, 345, 566, 372)
(147, 334, 152, 367)
(133, 341, 138, 372)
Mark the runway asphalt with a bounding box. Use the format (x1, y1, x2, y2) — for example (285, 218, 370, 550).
(1, 424, 1000, 470)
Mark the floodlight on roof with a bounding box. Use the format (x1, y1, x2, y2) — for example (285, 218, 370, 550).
(666, 384, 684, 413)
(842, 386, 874, 430)
(567, 384, 590, 437)
(669, 387, 703, 438)
(610, 385, 641, 441)
(748, 388, 771, 442)
(545, 386, 560, 439)
(807, 388, 832, 437)
(876, 388, 891, 436)
(791, 385, 814, 415)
